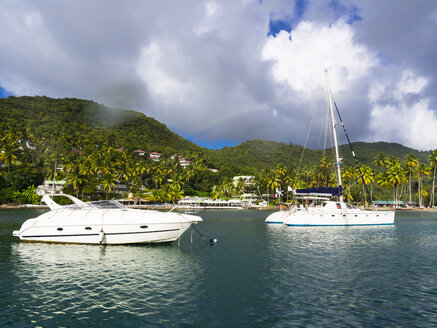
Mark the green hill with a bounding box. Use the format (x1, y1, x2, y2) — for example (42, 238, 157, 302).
(204, 140, 321, 171)
(0, 96, 202, 155)
(336, 142, 429, 167)
(206, 139, 430, 172)
(0, 96, 431, 173)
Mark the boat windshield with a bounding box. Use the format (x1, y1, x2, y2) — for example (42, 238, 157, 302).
(88, 200, 128, 209)
(345, 203, 358, 209)
(308, 201, 326, 207)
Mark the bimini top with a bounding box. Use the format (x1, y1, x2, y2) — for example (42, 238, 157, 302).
(294, 185, 343, 197)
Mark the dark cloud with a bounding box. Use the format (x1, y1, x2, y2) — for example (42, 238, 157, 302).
(0, 0, 436, 150)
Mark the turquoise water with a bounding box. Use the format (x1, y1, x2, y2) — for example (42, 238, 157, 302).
(1, 209, 437, 327)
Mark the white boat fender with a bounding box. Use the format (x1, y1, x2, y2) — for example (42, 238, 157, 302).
(209, 238, 218, 245)
(99, 228, 105, 244)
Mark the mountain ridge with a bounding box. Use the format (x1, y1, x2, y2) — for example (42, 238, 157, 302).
(0, 96, 430, 171)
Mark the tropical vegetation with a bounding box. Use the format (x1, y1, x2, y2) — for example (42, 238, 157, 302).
(1, 96, 436, 207)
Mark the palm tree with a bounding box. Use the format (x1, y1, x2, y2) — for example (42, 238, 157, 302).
(295, 168, 311, 189)
(116, 161, 131, 190)
(66, 166, 87, 198)
(357, 164, 374, 204)
(374, 153, 386, 170)
(145, 189, 162, 203)
(252, 173, 265, 201)
(282, 173, 293, 202)
(319, 156, 332, 187)
(169, 183, 184, 204)
(80, 159, 94, 177)
(428, 150, 437, 207)
(0, 143, 18, 172)
(342, 166, 357, 203)
(159, 184, 173, 204)
(220, 178, 235, 199)
(275, 165, 287, 178)
(377, 172, 393, 204)
(235, 177, 245, 195)
(101, 171, 116, 199)
(386, 161, 407, 207)
(417, 163, 431, 207)
(211, 186, 221, 200)
(266, 172, 282, 203)
(152, 168, 164, 191)
(404, 153, 418, 205)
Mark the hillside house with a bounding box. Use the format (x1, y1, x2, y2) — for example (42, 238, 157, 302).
(149, 152, 160, 161)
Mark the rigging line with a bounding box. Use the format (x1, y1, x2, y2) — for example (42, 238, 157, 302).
(333, 101, 372, 203)
(348, 179, 360, 189)
(293, 103, 317, 189)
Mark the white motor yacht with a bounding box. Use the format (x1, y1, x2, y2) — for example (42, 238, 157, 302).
(13, 194, 202, 245)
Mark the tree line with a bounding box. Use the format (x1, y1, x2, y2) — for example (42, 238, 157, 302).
(1, 122, 437, 207)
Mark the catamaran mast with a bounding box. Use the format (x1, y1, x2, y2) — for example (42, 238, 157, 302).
(324, 69, 343, 202)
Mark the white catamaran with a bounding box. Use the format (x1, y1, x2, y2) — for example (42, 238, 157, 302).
(265, 70, 395, 226)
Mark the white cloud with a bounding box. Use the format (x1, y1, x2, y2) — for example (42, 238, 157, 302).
(0, 1, 436, 150)
(369, 71, 437, 150)
(262, 19, 376, 98)
(136, 43, 195, 105)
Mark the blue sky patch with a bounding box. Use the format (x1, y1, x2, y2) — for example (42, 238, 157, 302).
(0, 86, 13, 98)
(268, 19, 292, 37)
(329, 0, 362, 24)
(186, 136, 238, 150)
(267, 0, 307, 37)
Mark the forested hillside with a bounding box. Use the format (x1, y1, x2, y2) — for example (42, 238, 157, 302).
(335, 142, 429, 167)
(0, 96, 430, 171)
(0, 96, 202, 155)
(1, 96, 436, 207)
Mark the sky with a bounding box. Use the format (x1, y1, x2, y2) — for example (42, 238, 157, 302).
(1, 0, 437, 151)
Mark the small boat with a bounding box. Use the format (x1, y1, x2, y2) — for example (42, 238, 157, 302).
(266, 70, 395, 226)
(13, 194, 202, 244)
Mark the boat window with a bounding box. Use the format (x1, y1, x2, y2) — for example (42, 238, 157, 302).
(89, 200, 127, 209)
(346, 204, 357, 209)
(336, 203, 341, 209)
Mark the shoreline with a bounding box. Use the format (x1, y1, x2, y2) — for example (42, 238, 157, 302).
(1, 204, 437, 211)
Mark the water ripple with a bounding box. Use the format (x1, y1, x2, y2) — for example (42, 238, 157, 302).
(1, 210, 437, 327)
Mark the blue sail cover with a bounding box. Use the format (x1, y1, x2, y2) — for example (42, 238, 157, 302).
(295, 185, 343, 196)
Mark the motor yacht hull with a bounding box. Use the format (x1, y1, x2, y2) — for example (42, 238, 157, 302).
(13, 207, 201, 245)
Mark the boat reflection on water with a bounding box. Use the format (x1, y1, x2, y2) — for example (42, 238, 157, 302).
(265, 221, 396, 253)
(10, 242, 204, 324)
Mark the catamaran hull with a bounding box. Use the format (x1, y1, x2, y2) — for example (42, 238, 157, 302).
(283, 211, 395, 226)
(265, 211, 287, 224)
